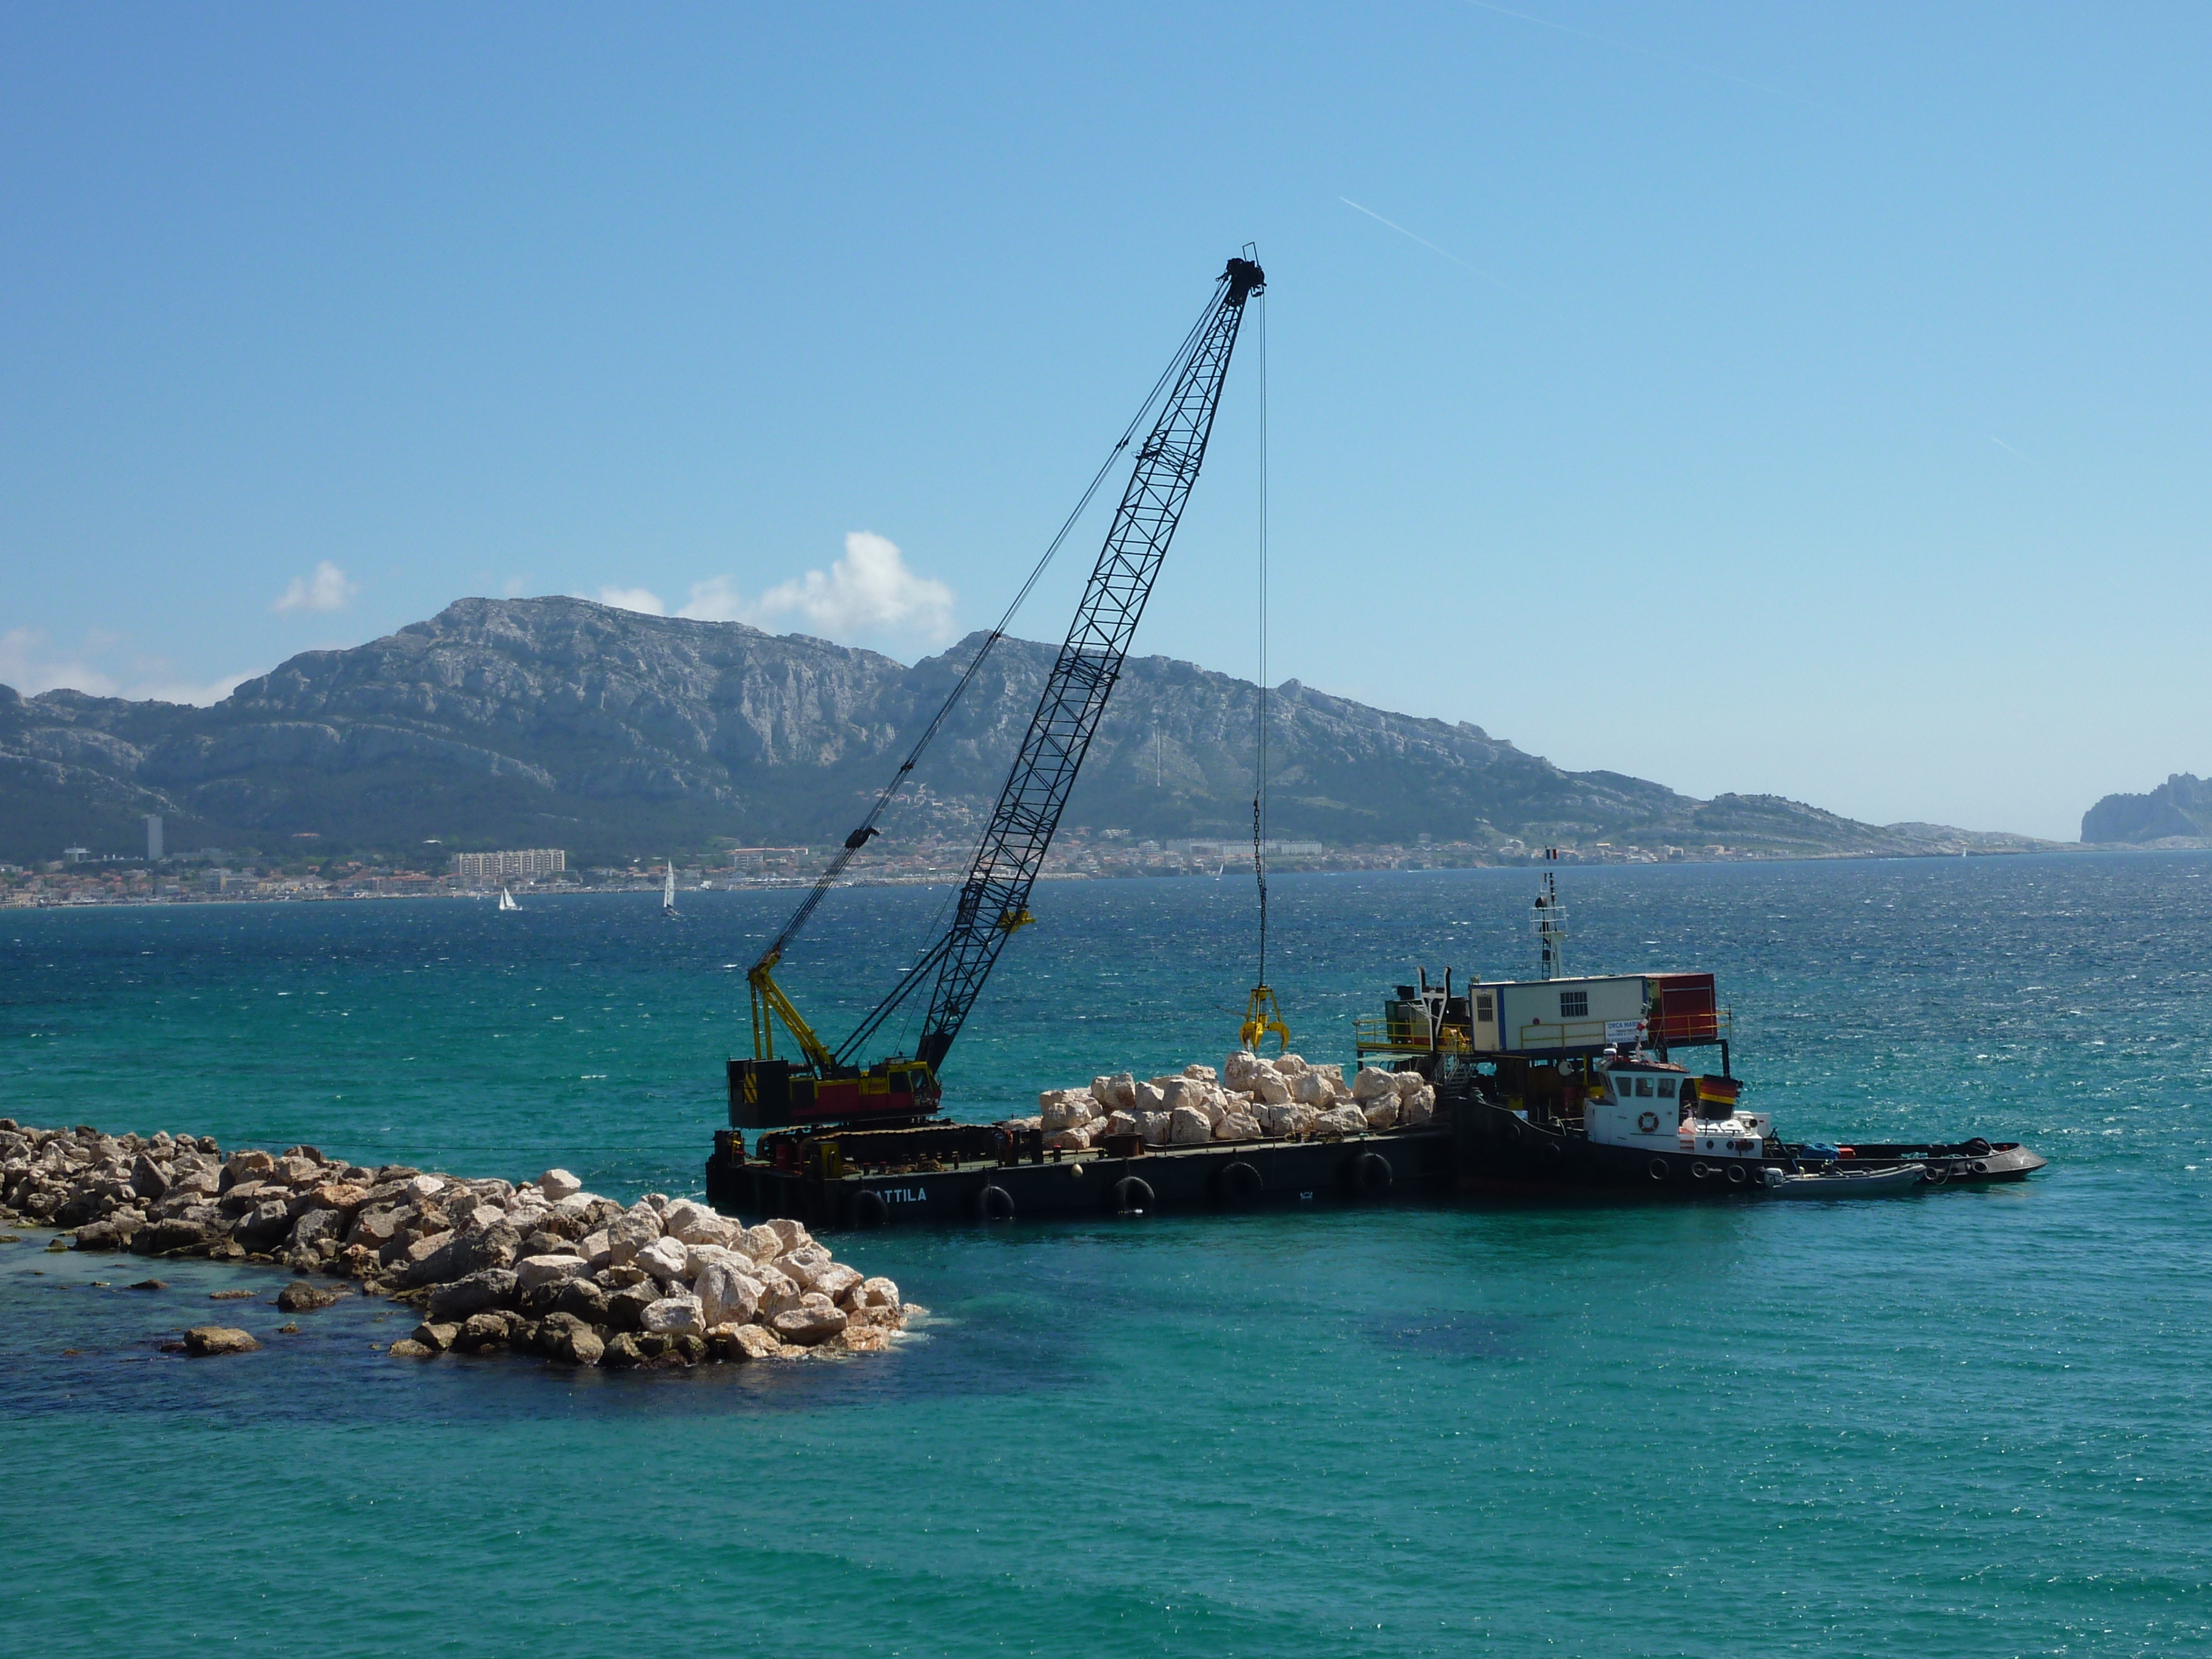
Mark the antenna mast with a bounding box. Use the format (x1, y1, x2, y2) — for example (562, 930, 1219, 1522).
(1534, 847, 1567, 980)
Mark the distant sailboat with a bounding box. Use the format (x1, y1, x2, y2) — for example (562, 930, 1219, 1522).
(662, 860, 680, 918)
(497, 886, 519, 911)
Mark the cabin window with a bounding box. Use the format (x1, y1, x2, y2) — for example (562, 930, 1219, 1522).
(1560, 990, 1589, 1019)
(1476, 994, 1493, 1021)
(1657, 1079, 1676, 1098)
(1636, 1078, 1654, 1097)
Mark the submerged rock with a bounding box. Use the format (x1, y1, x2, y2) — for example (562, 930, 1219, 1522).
(183, 1326, 260, 1357)
(276, 1281, 339, 1312)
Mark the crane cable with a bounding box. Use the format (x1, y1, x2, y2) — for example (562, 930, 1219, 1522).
(1253, 288, 1269, 983)
(1241, 288, 1289, 1054)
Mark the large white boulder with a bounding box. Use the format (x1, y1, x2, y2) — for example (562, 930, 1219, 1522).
(1362, 1098, 1401, 1131)
(1400, 1084, 1437, 1126)
(1265, 1102, 1321, 1137)
(637, 1234, 691, 1284)
(1182, 1064, 1218, 1084)
(685, 1241, 749, 1279)
(1392, 1070, 1429, 1099)
(577, 1229, 612, 1268)
(846, 1275, 901, 1315)
(516, 1253, 592, 1292)
(1276, 1053, 1310, 1076)
(1352, 1066, 1401, 1102)
(1041, 1091, 1099, 1131)
(1221, 1050, 1266, 1091)
(777, 1244, 834, 1290)
(1103, 1110, 1139, 1138)
(605, 1203, 662, 1265)
(695, 1261, 762, 1328)
(771, 1296, 848, 1347)
(663, 1199, 736, 1246)
(736, 1223, 785, 1264)
(535, 1168, 583, 1202)
(811, 1262, 863, 1303)
(1044, 1126, 1093, 1151)
(764, 1218, 812, 1255)
(1136, 1110, 1173, 1147)
(1133, 1081, 1170, 1113)
(1168, 1105, 1213, 1145)
(1291, 1070, 1338, 1106)
(750, 1261, 802, 1318)
(1251, 1071, 1292, 1105)
(1093, 1073, 1137, 1112)
(641, 1295, 705, 1336)
(1316, 1104, 1368, 1136)
(1213, 1110, 1261, 1141)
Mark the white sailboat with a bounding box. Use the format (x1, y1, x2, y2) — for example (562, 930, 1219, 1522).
(662, 860, 680, 918)
(497, 886, 518, 911)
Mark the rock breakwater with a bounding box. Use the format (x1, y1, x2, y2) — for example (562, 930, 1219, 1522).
(0, 1119, 912, 1369)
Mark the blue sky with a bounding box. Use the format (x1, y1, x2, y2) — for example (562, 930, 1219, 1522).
(3, 3, 2207, 841)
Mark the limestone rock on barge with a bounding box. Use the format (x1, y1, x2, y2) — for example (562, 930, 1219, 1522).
(0, 1118, 912, 1368)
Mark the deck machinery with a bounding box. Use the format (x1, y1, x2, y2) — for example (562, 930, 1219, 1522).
(711, 253, 1267, 1202)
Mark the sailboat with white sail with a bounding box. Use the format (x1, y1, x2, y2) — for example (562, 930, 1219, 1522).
(497, 886, 518, 912)
(662, 860, 680, 919)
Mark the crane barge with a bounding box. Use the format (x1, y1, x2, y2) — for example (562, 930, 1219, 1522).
(707, 252, 1279, 1219)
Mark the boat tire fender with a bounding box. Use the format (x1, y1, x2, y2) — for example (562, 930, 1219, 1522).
(1726, 1163, 1747, 1185)
(1648, 1158, 1668, 1182)
(850, 1188, 892, 1228)
(977, 1184, 1016, 1224)
(1111, 1176, 1154, 1216)
(1218, 1161, 1264, 1206)
(1348, 1151, 1393, 1199)
(1691, 1160, 1712, 1180)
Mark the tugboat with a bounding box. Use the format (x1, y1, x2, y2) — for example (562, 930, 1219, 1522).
(1360, 856, 2046, 1198)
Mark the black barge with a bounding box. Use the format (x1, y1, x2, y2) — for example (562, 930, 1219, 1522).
(706, 1118, 1455, 1228)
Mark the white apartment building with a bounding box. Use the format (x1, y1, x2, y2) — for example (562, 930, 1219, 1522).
(451, 848, 568, 882)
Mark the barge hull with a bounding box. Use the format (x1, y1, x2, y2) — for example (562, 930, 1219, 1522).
(707, 1128, 1455, 1229)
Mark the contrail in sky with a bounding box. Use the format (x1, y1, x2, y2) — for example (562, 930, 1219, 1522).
(1458, 0, 1796, 104)
(1338, 197, 1529, 301)
(1990, 437, 2025, 457)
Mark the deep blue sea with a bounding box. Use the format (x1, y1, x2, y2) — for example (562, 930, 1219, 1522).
(4, 853, 2208, 1657)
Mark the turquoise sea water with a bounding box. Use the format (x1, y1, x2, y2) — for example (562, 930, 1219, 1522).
(4, 854, 2209, 1657)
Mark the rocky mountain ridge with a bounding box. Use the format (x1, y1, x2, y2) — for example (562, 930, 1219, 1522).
(2081, 774, 2212, 845)
(1, 596, 2049, 865)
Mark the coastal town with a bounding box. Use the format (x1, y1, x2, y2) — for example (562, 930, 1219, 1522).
(4, 819, 1749, 909)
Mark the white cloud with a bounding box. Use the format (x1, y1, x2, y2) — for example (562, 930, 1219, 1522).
(593, 534, 956, 645)
(0, 628, 253, 705)
(272, 561, 358, 615)
(758, 532, 955, 642)
(595, 586, 666, 615)
(675, 574, 746, 622)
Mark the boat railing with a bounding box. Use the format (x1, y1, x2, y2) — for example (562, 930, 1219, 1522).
(1517, 1009, 1732, 1050)
(1352, 1015, 1471, 1055)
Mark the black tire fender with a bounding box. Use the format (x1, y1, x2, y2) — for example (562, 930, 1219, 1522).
(1727, 1163, 1747, 1185)
(1110, 1176, 1154, 1216)
(1347, 1150, 1393, 1198)
(1218, 1161, 1264, 1205)
(1649, 1158, 1669, 1181)
(1691, 1160, 1712, 1180)
(976, 1184, 1016, 1223)
(850, 1188, 891, 1228)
